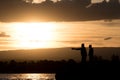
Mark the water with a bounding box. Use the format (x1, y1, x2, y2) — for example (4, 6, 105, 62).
(0, 73, 55, 80)
(0, 20, 120, 51)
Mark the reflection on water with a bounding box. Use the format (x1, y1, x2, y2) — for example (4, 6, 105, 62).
(0, 73, 55, 80)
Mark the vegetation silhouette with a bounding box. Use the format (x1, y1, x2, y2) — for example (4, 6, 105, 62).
(56, 44, 120, 80)
(0, 0, 119, 22)
(0, 53, 119, 74)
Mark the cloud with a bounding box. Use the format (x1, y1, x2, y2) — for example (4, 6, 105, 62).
(104, 37, 112, 40)
(0, 32, 10, 37)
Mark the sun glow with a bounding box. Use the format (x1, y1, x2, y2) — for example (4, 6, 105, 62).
(10, 22, 57, 49)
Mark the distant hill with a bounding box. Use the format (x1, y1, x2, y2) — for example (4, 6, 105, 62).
(0, 47, 120, 62)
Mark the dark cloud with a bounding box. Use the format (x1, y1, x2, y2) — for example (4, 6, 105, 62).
(0, 32, 10, 37)
(104, 37, 112, 40)
(0, 0, 119, 22)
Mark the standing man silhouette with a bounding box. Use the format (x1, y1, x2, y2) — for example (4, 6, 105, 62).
(72, 43, 87, 63)
(88, 45, 94, 62)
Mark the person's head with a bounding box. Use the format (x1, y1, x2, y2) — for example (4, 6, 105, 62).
(89, 45, 92, 48)
(81, 43, 85, 47)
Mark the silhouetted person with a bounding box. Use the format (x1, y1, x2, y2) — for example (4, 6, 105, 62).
(88, 45, 94, 62)
(72, 43, 87, 63)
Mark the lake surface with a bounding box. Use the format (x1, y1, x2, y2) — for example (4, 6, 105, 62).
(0, 20, 120, 51)
(0, 73, 55, 80)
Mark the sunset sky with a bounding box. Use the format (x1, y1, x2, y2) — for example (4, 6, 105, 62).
(0, 0, 119, 61)
(0, 20, 120, 51)
(0, 0, 119, 51)
(33, 0, 105, 3)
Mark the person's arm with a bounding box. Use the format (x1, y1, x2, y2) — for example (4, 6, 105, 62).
(71, 48, 81, 50)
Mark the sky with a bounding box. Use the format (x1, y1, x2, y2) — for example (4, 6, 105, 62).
(0, 0, 119, 61)
(0, 20, 120, 51)
(91, 0, 104, 3)
(33, 0, 104, 3)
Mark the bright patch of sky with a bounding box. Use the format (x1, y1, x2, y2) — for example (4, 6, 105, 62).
(91, 0, 104, 3)
(33, 0, 104, 3)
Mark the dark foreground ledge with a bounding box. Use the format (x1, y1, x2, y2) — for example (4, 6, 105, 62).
(55, 61, 120, 80)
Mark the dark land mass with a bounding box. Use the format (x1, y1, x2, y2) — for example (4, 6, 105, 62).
(0, 0, 120, 22)
(55, 60, 120, 80)
(0, 55, 120, 79)
(0, 47, 119, 79)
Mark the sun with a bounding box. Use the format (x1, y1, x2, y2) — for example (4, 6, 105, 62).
(14, 22, 54, 41)
(10, 22, 57, 49)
